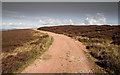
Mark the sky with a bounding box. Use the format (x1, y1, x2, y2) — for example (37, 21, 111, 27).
(2, 2, 119, 30)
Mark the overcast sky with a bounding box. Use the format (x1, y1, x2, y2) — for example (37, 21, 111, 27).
(2, 2, 119, 30)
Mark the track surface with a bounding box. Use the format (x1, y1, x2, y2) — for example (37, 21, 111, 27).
(22, 29, 93, 73)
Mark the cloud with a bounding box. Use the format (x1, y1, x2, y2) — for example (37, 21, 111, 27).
(84, 13, 106, 25)
(2, 13, 107, 30)
(4, 15, 83, 25)
(39, 18, 60, 25)
(38, 18, 82, 25)
(2, 22, 38, 30)
(38, 13, 106, 25)
(3, 10, 19, 18)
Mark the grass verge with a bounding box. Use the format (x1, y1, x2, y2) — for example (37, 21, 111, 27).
(74, 36, 120, 74)
(17, 36, 54, 73)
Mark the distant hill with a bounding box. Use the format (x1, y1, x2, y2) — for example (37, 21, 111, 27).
(0, 28, 17, 31)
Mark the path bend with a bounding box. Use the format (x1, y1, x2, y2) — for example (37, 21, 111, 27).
(22, 29, 93, 73)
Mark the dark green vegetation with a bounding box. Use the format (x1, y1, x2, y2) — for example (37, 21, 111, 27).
(2, 29, 53, 73)
(38, 25, 120, 74)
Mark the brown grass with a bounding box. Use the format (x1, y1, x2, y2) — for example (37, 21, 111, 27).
(2, 29, 53, 73)
(2, 29, 40, 53)
(38, 25, 120, 74)
(38, 25, 120, 45)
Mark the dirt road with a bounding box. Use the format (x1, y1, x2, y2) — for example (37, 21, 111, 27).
(22, 29, 93, 73)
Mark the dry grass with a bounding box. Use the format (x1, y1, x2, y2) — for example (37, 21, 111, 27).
(76, 36, 120, 74)
(2, 29, 42, 53)
(38, 25, 120, 45)
(2, 29, 53, 73)
(38, 25, 120, 74)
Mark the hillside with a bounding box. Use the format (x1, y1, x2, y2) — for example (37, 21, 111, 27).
(38, 25, 120, 74)
(2, 29, 53, 73)
(38, 25, 120, 45)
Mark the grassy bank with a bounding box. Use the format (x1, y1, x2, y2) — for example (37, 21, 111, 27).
(2, 29, 53, 73)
